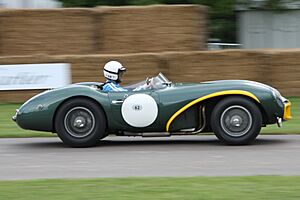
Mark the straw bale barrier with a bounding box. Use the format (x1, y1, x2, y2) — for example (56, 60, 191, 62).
(1, 50, 300, 102)
(0, 53, 161, 102)
(0, 5, 207, 56)
(96, 5, 207, 54)
(160, 50, 269, 83)
(0, 9, 96, 56)
(267, 50, 300, 96)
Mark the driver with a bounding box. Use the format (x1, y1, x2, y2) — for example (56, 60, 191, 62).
(102, 61, 152, 92)
(102, 61, 127, 92)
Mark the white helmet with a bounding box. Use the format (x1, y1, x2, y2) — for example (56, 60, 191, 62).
(103, 61, 126, 82)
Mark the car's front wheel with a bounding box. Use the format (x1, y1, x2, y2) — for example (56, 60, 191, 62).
(211, 96, 262, 145)
(55, 98, 107, 147)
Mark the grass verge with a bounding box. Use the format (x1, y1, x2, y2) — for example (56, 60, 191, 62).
(0, 176, 299, 200)
(0, 97, 299, 138)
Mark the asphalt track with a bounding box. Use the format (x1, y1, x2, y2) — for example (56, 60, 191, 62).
(0, 135, 299, 180)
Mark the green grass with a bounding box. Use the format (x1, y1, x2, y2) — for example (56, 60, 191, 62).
(0, 97, 299, 138)
(0, 176, 299, 200)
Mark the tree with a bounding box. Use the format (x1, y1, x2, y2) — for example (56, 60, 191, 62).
(238, 0, 299, 10)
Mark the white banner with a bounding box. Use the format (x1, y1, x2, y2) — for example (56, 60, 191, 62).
(0, 63, 71, 90)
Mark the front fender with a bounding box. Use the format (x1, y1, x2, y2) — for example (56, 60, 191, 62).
(15, 85, 110, 132)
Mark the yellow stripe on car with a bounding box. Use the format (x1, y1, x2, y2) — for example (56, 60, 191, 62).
(166, 90, 260, 132)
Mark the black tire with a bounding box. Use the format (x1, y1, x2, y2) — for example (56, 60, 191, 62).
(55, 98, 107, 147)
(211, 96, 262, 145)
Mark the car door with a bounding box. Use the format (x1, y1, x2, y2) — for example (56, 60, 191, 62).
(108, 90, 162, 132)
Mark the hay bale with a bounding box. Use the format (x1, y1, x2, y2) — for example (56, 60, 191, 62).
(0, 90, 44, 103)
(2, 49, 300, 102)
(0, 5, 207, 56)
(69, 53, 161, 84)
(0, 9, 96, 56)
(267, 50, 300, 96)
(96, 5, 207, 54)
(0, 53, 162, 102)
(161, 50, 268, 83)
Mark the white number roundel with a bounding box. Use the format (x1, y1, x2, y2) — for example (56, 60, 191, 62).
(121, 94, 158, 127)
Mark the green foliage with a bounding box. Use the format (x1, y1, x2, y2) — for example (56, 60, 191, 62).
(238, 0, 298, 10)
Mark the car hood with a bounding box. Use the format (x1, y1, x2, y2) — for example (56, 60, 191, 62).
(169, 80, 278, 97)
(175, 80, 273, 90)
(200, 80, 275, 90)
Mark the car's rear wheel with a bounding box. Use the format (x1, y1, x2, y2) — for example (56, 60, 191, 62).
(55, 98, 106, 147)
(211, 96, 262, 145)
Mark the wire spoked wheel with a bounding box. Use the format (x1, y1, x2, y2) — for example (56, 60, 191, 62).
(220, 105, 252, 137)
(55, 98, 107, 147)
(64, 107, 95, 138)
(211, 96, 262, 145)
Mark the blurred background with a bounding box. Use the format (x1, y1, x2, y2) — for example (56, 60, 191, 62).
(1, 0, 300, 103)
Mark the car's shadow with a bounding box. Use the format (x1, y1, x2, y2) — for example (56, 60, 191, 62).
(15, 136, 289, 149)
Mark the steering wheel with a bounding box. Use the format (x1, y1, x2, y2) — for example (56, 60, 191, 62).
(146, 77, 151, 85)
(145, 77, 153, 89)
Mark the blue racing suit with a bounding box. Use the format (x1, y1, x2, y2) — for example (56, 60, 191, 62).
(102, 80, 127, 92)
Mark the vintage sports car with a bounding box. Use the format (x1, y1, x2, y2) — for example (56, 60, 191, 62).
(13, 73, 291, 147)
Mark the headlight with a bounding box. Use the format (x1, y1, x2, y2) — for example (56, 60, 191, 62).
(12, 109, 19, 122)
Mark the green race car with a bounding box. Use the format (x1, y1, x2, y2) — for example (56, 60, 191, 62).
(13, 73, 292, 147)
